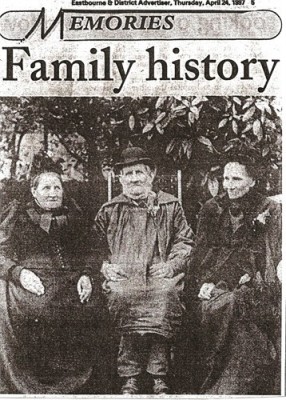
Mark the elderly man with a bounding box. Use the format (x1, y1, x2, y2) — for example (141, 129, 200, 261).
(93, 147, 194, 394)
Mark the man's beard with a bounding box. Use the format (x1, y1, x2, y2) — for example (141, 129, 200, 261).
(122, 183, 152, 200)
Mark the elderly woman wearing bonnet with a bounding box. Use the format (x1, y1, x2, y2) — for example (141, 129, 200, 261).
(0, 156, 96, 394)
(192, 146, 282, 395)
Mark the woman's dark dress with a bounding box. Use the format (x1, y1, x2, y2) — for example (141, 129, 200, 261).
(193, 191, 282, 394)
(0, 199, 96, 394)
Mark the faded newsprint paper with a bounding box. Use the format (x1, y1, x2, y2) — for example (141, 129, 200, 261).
(0, 0, 284, 398)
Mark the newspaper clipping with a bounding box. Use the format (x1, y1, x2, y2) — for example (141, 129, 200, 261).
(0, 0, 284, 397)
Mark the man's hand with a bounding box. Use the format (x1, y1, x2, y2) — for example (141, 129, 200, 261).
(77, 275, 92, 303)
(20, 269, 45, 296)
(198, 282, 215, 300)
(149, 262, 173, 278)
(101, 263, 128, 282)
(238, 273, 251, 286)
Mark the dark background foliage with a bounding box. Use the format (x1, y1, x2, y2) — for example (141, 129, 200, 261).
(0, 96, 281, 229)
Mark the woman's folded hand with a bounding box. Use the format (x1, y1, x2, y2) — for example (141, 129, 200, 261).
(19, 269, 45, 296)
(198, 282, 215, 300)
(77, 275, 93, 303)
(238, 273, 251, 286)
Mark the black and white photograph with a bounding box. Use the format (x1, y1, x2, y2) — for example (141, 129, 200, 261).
(0, 95, 282, 395)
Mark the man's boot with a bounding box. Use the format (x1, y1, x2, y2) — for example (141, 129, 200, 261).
(152, 376, 169, 394)
(121, 376, 140, 394)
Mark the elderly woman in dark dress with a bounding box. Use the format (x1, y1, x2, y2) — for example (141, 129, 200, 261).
(193, 156, 282, 395)
(0, 166, 96, 394)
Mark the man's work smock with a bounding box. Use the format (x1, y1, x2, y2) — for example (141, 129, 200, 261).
(93, 191, 194, 339)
